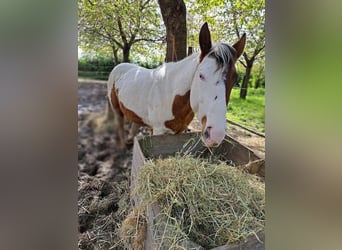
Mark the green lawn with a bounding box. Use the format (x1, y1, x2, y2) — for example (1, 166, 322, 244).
(78, 71, 110, 81)
(226, 88, 265, 133)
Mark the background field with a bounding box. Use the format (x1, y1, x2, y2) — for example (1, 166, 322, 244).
(227, 88, 265, 133)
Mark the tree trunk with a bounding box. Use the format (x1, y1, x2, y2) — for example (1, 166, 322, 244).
(240, 63, 253, 99)
(158, 0, 187, 62)
(254, 67, 264, 89)
(112, 46, 119, 65)
(255, 78, 260, 89)
(188, 46, 193, 56)
(122, 43, 130, 62)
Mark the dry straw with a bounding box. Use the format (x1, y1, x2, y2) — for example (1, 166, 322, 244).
(120, 208, 147, 250)
(133, 155, 265, 249)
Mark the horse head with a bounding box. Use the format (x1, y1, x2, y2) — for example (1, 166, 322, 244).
(190, 23, 246, 147)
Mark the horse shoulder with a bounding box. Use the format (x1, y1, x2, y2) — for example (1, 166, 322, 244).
(148, 63, 195, 134)
(164, 90, 194, 134)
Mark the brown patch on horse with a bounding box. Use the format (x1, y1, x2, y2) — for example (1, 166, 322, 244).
(201, 116, 207, 131)
(110, 85, 121, 111)
(224, 63, 238, 105)
(164, 90, 194, 134)
(110, 86, 145, 125)
(224, 34, 246, 104)
(119, 102, 145, 125)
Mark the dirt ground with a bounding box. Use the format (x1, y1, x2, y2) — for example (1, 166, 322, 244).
(77, 79, 265, 249)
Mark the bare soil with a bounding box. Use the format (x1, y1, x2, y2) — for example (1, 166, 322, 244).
(77, 80, 265, 249)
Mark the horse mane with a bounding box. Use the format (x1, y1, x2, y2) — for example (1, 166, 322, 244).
(207, 43, 235, 70)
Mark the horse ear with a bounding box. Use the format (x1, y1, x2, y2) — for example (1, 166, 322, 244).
(232, 33, 246, 59)
(199, 22, 212, 60)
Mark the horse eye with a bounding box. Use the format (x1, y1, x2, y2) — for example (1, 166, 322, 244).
(199, 74, 205, 80)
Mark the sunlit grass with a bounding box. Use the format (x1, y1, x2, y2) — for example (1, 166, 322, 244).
(78, 71, 109, 81)
(227, 88, 265, 133)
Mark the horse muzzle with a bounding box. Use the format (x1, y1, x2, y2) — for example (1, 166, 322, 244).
(202, 126, 225, 147)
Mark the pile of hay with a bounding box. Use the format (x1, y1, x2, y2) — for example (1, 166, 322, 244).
(134, 155, 265, 249)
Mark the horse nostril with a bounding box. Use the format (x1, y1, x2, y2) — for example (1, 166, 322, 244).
(203, 129, 209, 139)
(203, 126, 212, 139)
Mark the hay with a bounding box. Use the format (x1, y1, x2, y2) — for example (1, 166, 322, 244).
(134, 155, 265, 249)
(120, 208, 147, 250)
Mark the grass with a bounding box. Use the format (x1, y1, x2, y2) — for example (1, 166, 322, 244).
(227, 88, 265, 133)
(78, 70, 110, 81)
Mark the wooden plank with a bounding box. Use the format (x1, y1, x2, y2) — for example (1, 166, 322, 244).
(227, 119, 265, 138)
(210, 232, 264, 250)
(132, 137, 162, 250)
(131, 136, 146, 205)
(137, 132, 198, 158)
(137, 132, 262, 166)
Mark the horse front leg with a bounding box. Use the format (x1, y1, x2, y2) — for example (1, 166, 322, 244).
(126, 122, 140, 145)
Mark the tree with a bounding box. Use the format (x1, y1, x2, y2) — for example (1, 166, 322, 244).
(184, 0, 265, 98)
(158, 0, 187, 62)
(78, 0, 163, 63)
(185, 0, 225, 48)
(224, 0, 265, 99)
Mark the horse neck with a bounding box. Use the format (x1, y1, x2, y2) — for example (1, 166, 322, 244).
(159, 53, 200, 93)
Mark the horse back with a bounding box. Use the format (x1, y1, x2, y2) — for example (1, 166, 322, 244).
(108, 63, 137, 91)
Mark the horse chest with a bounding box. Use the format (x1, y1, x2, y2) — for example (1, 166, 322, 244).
(163, 90, 194, 134)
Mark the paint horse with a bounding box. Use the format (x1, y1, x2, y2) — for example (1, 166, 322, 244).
(107, 23, 246, 149)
